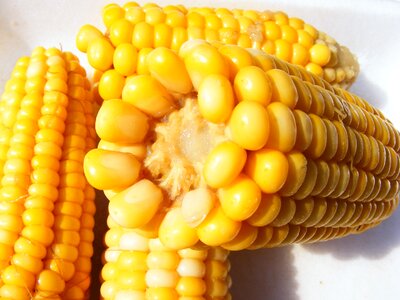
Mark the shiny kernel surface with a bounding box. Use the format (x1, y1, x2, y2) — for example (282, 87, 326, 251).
(234, 66, 272, 106)
(218, 174, 262, 221)
(245, 148, 289, 194)
(109, 179, 163, 228)
(84, 148, 141, 190)
(203, 141, 247, 188)
(198, 74, 234, 123)
(95, 99, 149, 144)
(228, 101, 270, 151)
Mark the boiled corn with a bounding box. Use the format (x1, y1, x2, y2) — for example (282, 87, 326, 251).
(77, 2, 360, 88)
(0, 48, 96, 300)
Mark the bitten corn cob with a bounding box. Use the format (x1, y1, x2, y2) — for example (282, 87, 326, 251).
(76, 2, 359, 89)
(84, 40, 399, 253)
(0, 48, 96, 299)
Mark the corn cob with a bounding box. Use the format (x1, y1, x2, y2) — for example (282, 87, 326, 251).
(84, 40, 399, 254)
(0, 48, 96, 299)
(76, 2, 359, 89)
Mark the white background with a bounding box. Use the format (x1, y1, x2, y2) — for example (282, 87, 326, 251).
(0, 1, 399, 299)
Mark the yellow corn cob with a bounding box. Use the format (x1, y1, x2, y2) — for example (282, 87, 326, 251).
(76, 2, 359, 89)
(99, 217, 231, 300)
(0, 48, 96, 300)
(84, 40, 399, 255)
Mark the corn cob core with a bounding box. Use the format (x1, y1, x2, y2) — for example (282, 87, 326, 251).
(84, 39, 400, 253)
(0, 48, 96, 300)
(76, 2, 359, 89)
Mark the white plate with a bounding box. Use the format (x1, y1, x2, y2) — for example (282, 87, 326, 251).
(0, 1, 399, 300)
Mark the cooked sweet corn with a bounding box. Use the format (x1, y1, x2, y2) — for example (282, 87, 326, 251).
(77, 2, 360, 88)
(0, 48, 95, 299)
(84, 41, 400, 254)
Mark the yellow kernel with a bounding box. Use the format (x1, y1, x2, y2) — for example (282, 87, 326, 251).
(197, 74, 234, 123)
(197, 205, 241, 246)
(147, 251, 180, 270)
(234, 66, 272, 106)
(154, 23, 173, 48)
(183, 43, 229, 90)
(122, 75, 174, 118)
(95, 99, 149, 144)
(218, 45, 253, 80)
(245, 148, 289, 194)
(136, 48, 153, 75)
(264, 21, 281, 41)
(113, 43, 138, 76)
(280, 151, 308, 196)
(267, 68, 298, 109)
(222, 222, 258, 251)
(98, 69, 125, 100)
(247, 193, 282, 227)
(109, 18, 134, 46)
(228, 101, 270, 151)
(265, 102, 297, 152)
(147, 47, 192, 94)
(176, 277, 206, 297)
(159, 208, 199, 250)
(84, 148, 141, 190)
(181, 188, 216, 228)
(218, 174, 261, 221)
(102, 4, 125, 28)
(274, 39, 292, 62)
(146, 287, 178, 300)
(309, 44, 331, 66)
(305, 62, 323, 77)
(305, 114, 327, 158)
(203, 141, 247, 188)
(125, 6, 145, 24)
(132, 21, 154, 49)
(291, 43, 309, 66)
(87, 38, 114, 71)
(145, 269, 179, 288)
(109, 179, 163, 228)
(36, 270, 65, 294)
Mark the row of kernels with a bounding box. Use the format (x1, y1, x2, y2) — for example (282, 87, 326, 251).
(101, 229, 150, 300)
(0, 55, 42, 276)
(250, 198, 397, 247)
(175, 245, 207, 298)
(204, 248, 231, 298)
(32, 54, 89, 299)
(0, 49, 69, 299)
(63, 67, 95, 300)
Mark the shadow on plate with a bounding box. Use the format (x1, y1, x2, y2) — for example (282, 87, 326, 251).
(230, 247, 299, 300)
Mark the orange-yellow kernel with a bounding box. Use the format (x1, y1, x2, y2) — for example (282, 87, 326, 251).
(98, 69, 125, 100)
(109, 179, 163, 228)
(87, 38, 114, 71)
(84, 148, 141, 190)
(113, 43, 138, 76)
(234, 66, 272, 106)
(95, 99, 149, 144)
(228, 101, 270, 151)
(245, 148, 289, 194)
(198, 74, 234, 123)
(267, 68, 298, 108)
(197, 205, 241, 246)
(147, 47, 193, 94)
(122, 74, 174, 118)
(218, 174, 261, 221)
(183, 43, 229, 90)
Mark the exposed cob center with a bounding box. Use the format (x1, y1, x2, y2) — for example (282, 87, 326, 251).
(145, 98, 226, 200)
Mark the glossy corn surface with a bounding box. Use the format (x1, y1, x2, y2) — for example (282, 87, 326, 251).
(0, 48, 96, 299)
(77, 2, 359, 89)
(84, 39, 400, 253)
